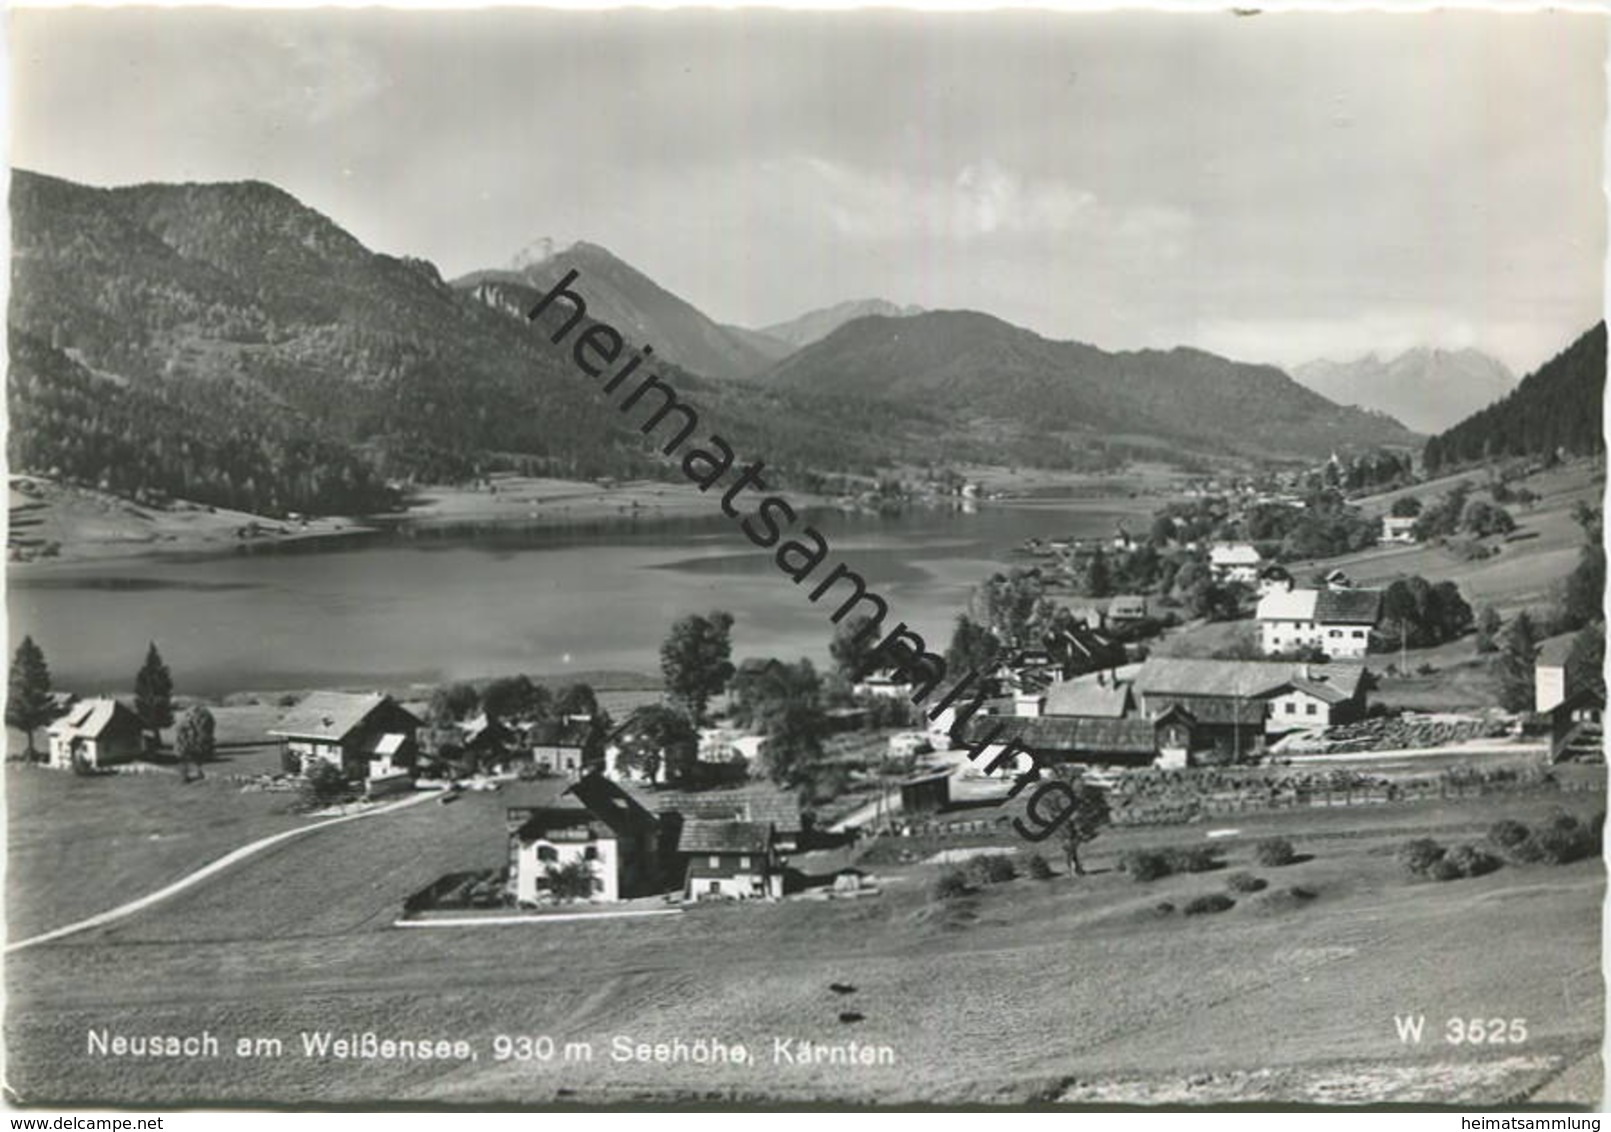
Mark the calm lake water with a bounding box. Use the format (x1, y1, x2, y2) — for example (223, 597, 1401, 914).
(7, 498, 1150, 698)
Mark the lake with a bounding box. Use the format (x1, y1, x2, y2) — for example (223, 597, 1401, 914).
(7, 497, 1151, 698)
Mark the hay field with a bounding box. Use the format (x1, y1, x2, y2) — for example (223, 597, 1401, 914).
(4, 782, 1602, 1108)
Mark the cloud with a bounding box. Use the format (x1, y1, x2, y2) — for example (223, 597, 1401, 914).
(799, 156, 1190, 256)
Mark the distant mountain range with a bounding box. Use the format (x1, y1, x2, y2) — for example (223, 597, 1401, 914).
(1292, 348, 1515, 434)
(10, 169, 1442, 517)
(762, 310, 1422, 460)
(1423, 323, 1605, 473)
(758, 298, 924, 350)
(453, 241, 782, 381)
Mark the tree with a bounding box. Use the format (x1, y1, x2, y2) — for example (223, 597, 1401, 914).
(1566, 622, 1606, 700)
(1495, 611, 1540, 713)
(545, 858, 598, 902)
(1053, 769, 1112, 876)
(1562, 543, 1605, 632)
(829, 612, 883, 683)
(944, 614, 999, 678)
(428, 681, 481, 724)
(174, 705, 215, 780)
(660, 611, 735, 724)
(1461, 499, 1516, 537)
(1391, 495, 1424, 518)
(968, 569, 1054, 650)
(483, 674, 547, 723)
(1475, 605, 1503, 654)
(614, 704, 698, 783)
(7, 636, 53, 759)
(555, 682, 600, 720)
(133, 641, 174, 749)
(756, 700, 828, 789)
(1085, 547, 1113, 598)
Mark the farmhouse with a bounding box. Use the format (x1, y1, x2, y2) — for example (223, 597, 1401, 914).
(506, 775, 660, 904)
(46, 698, 143, 770)
(677, 819, 781, 901)
(1209, 542, 1262, 584)
(269, 692, 422, 781)
(626, 784, 807, 852)
(1041, 620, 1127, 680)
(1136, 657, 1367, 740)
(853, 670, 914, 699)
(1255, 586, 1382, 659)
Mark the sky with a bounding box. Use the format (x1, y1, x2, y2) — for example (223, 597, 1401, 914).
(8, 7, 1608, 375)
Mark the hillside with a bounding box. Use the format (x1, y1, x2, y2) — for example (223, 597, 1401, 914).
(7, 171, 930, 515)
(762, 310, 1422, 460)
(1293, 348, 1515, 434)
(453, 240, 779, 380)
(1423, 323, 1606, 473)
(759, 297, 924, 350)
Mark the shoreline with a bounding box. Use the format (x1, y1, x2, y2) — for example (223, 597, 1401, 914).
(9, 466, 1171, 571)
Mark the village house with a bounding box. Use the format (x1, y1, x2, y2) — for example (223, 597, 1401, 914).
(46, 698, 143, 770)
(1041, 620, 1127, 680)
(1136, 657, 1368, 742)
(269, 691, 422, 781)
(1380, 515, 1419, 545)
(1535, 634, 1578, 714)
(624, 783, 807, 852)
(1255, 584, 1382, 660)
(1209, 542, 1263, 584)
(506, 775, 660, 905)
(523, 718, 602, 777)
(677, 819, 781, 901)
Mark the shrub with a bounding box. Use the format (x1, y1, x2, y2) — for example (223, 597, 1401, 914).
(1226, 872, 1267, 894)
(931, 869, 971, 901)
(967, 854, 1018, 885)
(1121, 849, 1172, 883)
(1154, 901, 1176, 914)
(1182, 893, 1235, 916)
(1254, 837, 1297, 867)
(1397, 838, 1446, 875)
(1445, 843, 1501, 878)
(1530, 826, 1597, 865)
(1160, 845, 1221, 874)
(1027, 854, 1054, 880)
(1428, 857, 1465, 882)
(1487, 819, 1532, 851)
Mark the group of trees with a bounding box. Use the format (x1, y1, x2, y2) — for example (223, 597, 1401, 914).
(1408, 483, 1517, 542)
(1376, 576, 1475, 651)
(1423, 322, 1605, 474)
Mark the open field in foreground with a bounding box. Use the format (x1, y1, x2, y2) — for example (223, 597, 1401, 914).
(4, 775, 1604, 1107)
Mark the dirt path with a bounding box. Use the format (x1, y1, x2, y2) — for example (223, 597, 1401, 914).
(4, 790, 438, 953)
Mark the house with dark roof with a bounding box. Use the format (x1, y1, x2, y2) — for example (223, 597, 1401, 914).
(268, 691, 422, 781)
(1255, 585, 1381, 659)
(506, 775, 660, 904)
(46, 698, 142, 770)
(621, 783, 806, 851)
(677, 819, 780, 901)
(522, 718, 603, 777)
(1136, 657, 1368, 754)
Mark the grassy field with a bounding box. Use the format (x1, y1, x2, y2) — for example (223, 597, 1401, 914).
(4, 766, 315, 941)
(5, 778, 1602, 1107)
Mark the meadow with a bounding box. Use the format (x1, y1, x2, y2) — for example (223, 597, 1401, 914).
(5, 774, 1602, 1107)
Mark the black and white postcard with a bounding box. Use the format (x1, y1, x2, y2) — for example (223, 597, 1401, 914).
(4, 5, 1607, 1110)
